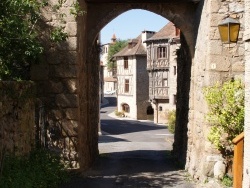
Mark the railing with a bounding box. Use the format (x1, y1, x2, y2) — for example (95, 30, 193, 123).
(232, 132, 244, 188)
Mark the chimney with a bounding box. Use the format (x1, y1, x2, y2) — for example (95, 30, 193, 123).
(141, 30, 155, 48)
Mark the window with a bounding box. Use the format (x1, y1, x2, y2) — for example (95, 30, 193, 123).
(122, 104, 130, 112)
(163, 79, 168, 87)
(124, 57, 128, 69)
(159, 106, 163, 111)
(157, 47, 167, 59)
(173, 66, 177, 75)
(125, 79, 129, 93)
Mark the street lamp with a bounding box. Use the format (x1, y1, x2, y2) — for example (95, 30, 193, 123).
(218, 17, 240, 44)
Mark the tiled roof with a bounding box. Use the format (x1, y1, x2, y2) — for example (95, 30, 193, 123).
(104, 77, 117, 82)
(146, 22, 179, 42)
(113, 35, 146, 57)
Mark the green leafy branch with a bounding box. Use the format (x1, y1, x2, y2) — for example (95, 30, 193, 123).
(203, 79, 244, 157)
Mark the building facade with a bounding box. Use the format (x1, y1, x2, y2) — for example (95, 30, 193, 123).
(114, 31, 155, 120)
(100, 34, 117, 93)
(145, 22, 180, 124)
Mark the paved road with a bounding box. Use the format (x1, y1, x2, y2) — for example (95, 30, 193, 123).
(61, 95, 195, 188)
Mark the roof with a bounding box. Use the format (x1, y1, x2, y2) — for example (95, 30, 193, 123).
(145, 22, 180, 42)
(104, 77, 117, 82)
(113, 35, 146, 57)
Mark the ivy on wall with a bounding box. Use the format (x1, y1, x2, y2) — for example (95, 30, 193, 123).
(0, 0, 85, 80)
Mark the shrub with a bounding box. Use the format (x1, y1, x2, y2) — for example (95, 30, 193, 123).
(167, 110, 176, 133)
(221, 174, 233, 187)
(0, 149, 69, 188)
(203, 79, 244, 157)
(114, 110, 125, 117)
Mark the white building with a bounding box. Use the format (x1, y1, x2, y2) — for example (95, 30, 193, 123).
(100, 34, 117, 93)
(145, 22, 180, 124)
(113, 31, 155, 120)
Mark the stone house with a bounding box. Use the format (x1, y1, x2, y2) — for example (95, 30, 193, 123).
(100, 34, 117, 93)
(113, 31, 155, 120)
(145, 22, 180, 124)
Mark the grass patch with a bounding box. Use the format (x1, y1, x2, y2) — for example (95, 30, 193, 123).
(0, 149, 69, 188)
(221, 174, 233, 187)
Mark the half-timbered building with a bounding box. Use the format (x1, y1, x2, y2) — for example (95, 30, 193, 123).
(145, 22, 180, 124)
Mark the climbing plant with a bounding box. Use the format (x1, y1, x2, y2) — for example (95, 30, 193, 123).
(0, 0, 44, 80)
(203, 79, 244, 157)
(0, 0, 84, 80)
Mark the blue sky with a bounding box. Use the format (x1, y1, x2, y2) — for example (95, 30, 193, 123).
(100, 9, 169, 44)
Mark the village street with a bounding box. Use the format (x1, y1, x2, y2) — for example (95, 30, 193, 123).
(61, 95, 196, 188)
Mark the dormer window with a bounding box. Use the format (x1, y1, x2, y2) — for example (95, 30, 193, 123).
(157, 47, 167, 59)
(124, 57, 128, 69)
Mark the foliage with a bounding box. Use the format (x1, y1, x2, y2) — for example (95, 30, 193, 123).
(167, 110, 176, 133)
(50, 27, 68, 43)
(221, 174, 233, 187)
(115, 110, 125, 117)
(0, 149, 69, 188)
(203, 79, 244, 157)
(0, 0, 85, 80)
(106, 40, 128, 71)
(70, 1, 86, 17)
(0, 0, 44, 80)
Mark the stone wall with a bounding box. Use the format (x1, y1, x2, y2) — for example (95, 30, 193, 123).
(0, 82, 35, 156)
(184, 0, 245, 181)
(31, 0, 80, 168)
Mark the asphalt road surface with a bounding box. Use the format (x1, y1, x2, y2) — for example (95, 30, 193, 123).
(61, 95, 195, 188)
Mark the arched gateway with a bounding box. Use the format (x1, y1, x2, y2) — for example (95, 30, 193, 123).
(32, 0, 245, 182)
(78, 0, 196, 171)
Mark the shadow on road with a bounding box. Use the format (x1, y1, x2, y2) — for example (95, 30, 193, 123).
(101, 119, 167, 135)
(60, 150, 190, 188)
(98, 135, 130, 143)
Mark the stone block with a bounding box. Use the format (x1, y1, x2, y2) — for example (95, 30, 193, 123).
(55, 94, 78, 108)
(61, 7, 76, 22)
(65, 22, 77, 36)
(209, 27, 221, 40)
(31, 62, 49, 80)
(229, 2, 244, 13)
(210, 13, 224, 27)
(63, 79, 77, 93)
(206, 155, 223, 162)
(48, 81, 64, 93)
(214, 161, 226, 179)
(202, 161, 215, 177)
(62, 0, 76, 7)
(51, 64, 77, 78)
(67, 37, 77, 51)
(68, 51, 78, 64)
(51, 109, 63, 120)
(232, 61, 245, 72)
(65, 108, 79, 120)
(208, 55, 230, 72)
(61, 119, 78, 136)
(208, 40, 223, 55)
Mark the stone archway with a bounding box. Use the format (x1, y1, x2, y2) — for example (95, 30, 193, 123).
(33, 0, 245, 182)
(77, 0, 198, 171)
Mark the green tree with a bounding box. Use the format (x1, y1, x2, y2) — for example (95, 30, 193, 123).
(203, 79, 244, 157)
(0, 0, 45, 80)
(106, 40, 127, 70)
